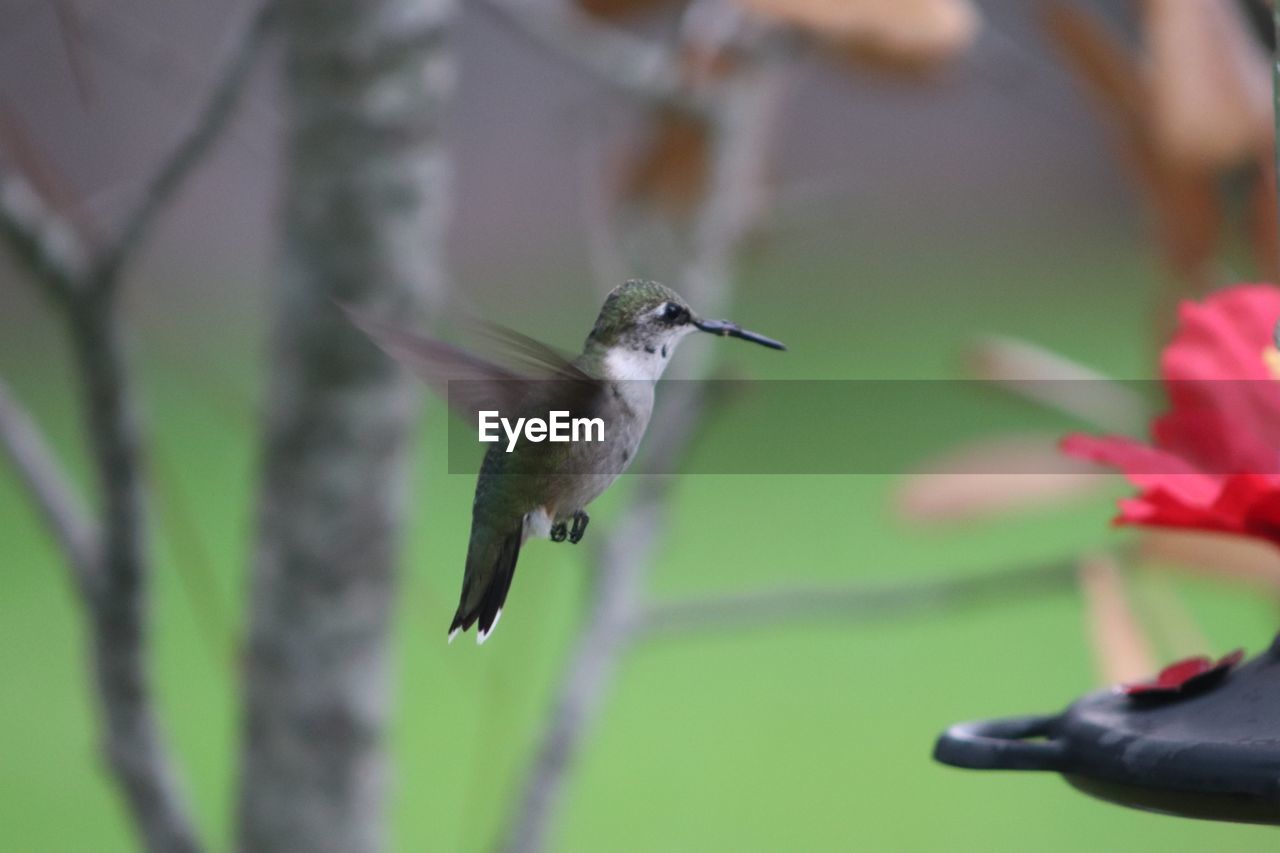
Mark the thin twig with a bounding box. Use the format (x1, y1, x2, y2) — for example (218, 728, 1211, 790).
(0, 97, 100, 246)
(93, 1, 275, 288)
(477, 0, 702, 110)
(502, 497, 663, 853)
(0, 377, 99, 598)
(575, 123, 628, 296)
(52, 0, 95, 107)
(639, 560, 1080, 638)
(68, 302, 203, 853)
(0, 169, 87, 303)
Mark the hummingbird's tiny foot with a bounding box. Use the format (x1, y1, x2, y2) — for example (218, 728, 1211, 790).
(569, 511, 589, 544)
(550, 521, 568, 542)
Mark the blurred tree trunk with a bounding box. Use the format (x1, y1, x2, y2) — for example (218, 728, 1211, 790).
(237, 2, 454, 851)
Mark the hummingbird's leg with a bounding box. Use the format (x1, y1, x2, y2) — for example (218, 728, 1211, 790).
(550, 521, 568, 542)
(569, 510, 589, 544)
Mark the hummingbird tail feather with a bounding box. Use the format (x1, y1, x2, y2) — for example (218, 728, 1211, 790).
(448, 524, 523, 643)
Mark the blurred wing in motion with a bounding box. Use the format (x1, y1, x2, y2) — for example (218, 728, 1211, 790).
(342, 306, 602, 425)
(343, 305, 528, 423)
(470, 322, 616, 445)
(471, 320, 596, 384)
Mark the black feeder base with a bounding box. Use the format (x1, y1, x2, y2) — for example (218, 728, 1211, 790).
(933, 634, 1280, 825)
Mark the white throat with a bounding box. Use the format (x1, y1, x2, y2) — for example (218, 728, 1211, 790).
(603, 343, 675, 382)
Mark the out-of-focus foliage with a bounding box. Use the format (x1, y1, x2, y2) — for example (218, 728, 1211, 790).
(1143, 0, 1271, 171)
(1078, 552, 1156, 684)
(576, 0, 675, 21)
(1046, 0, 1277, 293)
(738, 0, 980, 72)
(613, 0, 981, 252)
(623, 107, 712, 220)
(4, 249, 1278, 851)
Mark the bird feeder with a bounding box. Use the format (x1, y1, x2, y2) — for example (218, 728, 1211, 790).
(934, 634, 1280, 824)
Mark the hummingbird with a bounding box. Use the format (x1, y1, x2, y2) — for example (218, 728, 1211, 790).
(348, 279, 785, 643)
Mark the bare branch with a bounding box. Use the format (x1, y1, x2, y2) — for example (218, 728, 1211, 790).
(3, 3, 272, 301)
(502, 498, 662, 853)
(0, 167, 88, 303)
(94, 2, 276, 287)
(53, 0, 95, 106)
(575, 126, 628, 296)
(478, 0, 701, 109)
(639, 560, 1079, 638)
(67, 301, 203, 852)
(0, 6, 281, 850)
(0, 377, 99, 597)
(0, 96, 99, 236)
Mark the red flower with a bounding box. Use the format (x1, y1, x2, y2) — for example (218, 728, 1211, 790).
(1063, 284, 1280, 546)
(1120, 649, 1245, 700)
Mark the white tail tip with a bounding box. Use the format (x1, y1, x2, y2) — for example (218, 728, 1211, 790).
(447, 627, 460, 645)
(477, 609, 503, 645)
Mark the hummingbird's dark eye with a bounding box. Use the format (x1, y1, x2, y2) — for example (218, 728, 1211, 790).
(661, 302, 685, 324)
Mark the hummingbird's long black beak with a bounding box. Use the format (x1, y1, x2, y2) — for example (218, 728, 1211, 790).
(693, 318, 786, 350)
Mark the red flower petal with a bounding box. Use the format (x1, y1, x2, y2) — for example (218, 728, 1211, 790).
(1242, 488, 1280, 544)
(1152, 655, 1215, 687)
(1114, 488, 1244, 532)
(1060, 285, 1280, 551)
(1159, 285, 1280, 472)
(1060, 434, 1218, 503)
(1121, 648, 1245, 698)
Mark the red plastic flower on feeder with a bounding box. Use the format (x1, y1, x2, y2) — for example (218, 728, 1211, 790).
(1063, 284, 1280, 547)
(1120, 649, 1245, 699)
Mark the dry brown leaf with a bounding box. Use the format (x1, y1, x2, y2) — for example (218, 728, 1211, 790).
(576, 0, 678, 21)
(1045, 3, 1223, 306)
(895, 433, 1109, 523)
(1078, 553, 1157, 685)
(1043, 4, 1167, 202)
(1044, 4, 1147, 134)
(1247, 148, 1280, 283)
(621, 108, 711, 219)
(1150, 170, 1221, 284)
(736, 0, 979, 69)
(1143, 0, 1272, 171)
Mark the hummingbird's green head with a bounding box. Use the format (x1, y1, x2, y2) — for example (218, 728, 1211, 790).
(587, 280, 686, 349)
(585, 279, 785, 380)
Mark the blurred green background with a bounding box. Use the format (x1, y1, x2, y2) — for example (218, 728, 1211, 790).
(4, 232, 1278, 851)
(4, 0, 1280, 849)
